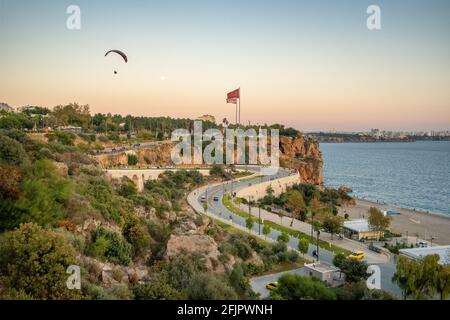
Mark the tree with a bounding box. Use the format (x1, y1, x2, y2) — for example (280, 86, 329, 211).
(285, 190, 306, 224)
(278, 232, 289, 243)
(392, 255, 416, 299)
(277, 211, 284, 224)
(393, 254, 441, 300)
(262, 224, 271, 240)
(332, 252, 347, 269)
(436, 265, 450, 300)
(245, 217, 254, 233)
(322, 214, 343, 240)
(271, 274, 336, 300)
(13, 159, 73, 229)
(340, 258, 369, 283)
(209, 164, 225, 177)
(297, 238, 309, 257)
(368, 207, 390, 240)
(266, 185, 274, 197)
(0, 135, 29, 166)
(0, 223, 78, 299)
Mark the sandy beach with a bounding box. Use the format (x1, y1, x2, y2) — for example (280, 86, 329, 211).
(339, 199, 450, 245)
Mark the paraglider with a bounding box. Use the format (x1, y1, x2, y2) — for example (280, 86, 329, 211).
(105, 50, 127, 74)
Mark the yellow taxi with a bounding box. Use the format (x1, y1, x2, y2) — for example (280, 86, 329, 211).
(265, 282, 278, 290)
(348, 250, 365, 260)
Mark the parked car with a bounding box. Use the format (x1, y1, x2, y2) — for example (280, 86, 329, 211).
(368, 243, 383, 253)
(416, 241, 429, 248)
(348, 251, 365, 260)
(213, 196, 219, 202)
(265, 282, 278, 290)
(200, 196, 207, 202)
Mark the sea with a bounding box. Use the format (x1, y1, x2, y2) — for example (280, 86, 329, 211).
(320, 141, 450, 216)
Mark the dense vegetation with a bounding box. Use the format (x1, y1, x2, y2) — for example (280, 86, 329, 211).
(0, 124, 304, 300)
(0, 103, 301, 142)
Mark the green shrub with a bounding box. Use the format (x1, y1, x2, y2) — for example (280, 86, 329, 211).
(54, 131, 76, 146)
(133, 276, 184, 300)
(127, 154, 138, 166)
(271, 274, 336, 300)
(186, 274, 237, 300)
(88, 228, 132, 266)
(13, 159, 73, 229)
(0, 223, 78, 299)
(0, 135, 29, 166)
(123, 218, 150, 258)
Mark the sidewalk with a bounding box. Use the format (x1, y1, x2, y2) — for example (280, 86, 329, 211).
(237, 203, 389, 264)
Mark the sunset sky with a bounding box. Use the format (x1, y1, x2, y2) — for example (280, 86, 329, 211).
(0, 0, 449, 131)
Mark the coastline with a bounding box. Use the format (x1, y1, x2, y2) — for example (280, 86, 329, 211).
(339, 198, 450, 245)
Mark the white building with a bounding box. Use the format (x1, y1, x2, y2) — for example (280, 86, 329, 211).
(343, 219, 384, 240)
(303, 262, 340, 285)
(399, 245, 450, 265)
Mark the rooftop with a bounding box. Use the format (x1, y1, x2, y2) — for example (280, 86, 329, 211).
(304, 262, 340, 273)
(399, 245, 450, 265)
(343, 219, 371, 232)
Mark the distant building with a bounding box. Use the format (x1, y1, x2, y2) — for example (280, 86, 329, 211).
(56, 126, 82, 133)
(0, 102, 13, 112)
(197, 114, 216, 124)
(399, 245, 450, 265)
(343, 219, 384, 241)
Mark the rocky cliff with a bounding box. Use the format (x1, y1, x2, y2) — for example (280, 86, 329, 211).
(94, 135, 323, 185)
(279, 136, 323, 185)
(95, 142, 174, 168)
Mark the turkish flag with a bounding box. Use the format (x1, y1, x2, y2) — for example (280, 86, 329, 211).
(227, 88, 240, 100)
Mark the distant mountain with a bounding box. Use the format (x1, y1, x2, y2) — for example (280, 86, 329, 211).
(0, 102, 13, 112)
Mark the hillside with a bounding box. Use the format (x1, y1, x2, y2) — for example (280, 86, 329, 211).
(0, 128, 305, 300)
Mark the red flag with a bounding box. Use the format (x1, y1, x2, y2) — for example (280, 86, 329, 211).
(226, 88, 240, 104)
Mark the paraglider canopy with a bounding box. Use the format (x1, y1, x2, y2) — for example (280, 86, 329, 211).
(105, 50, 128, 63)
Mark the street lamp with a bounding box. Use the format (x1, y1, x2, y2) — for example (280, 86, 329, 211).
(316, 230, 320, 262)
(258, 202, 262, 235)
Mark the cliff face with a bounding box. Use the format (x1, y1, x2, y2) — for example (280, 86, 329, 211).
(94, 135, 324, 185)
(279, 136, 323, 185)
(95, 142, 175, 168)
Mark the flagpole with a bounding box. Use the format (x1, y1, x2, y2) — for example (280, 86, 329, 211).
(238, 87, 241, 126)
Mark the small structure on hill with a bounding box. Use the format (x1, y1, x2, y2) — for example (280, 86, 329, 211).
(304, 262, 341, 285)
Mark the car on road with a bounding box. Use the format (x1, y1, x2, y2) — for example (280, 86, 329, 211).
(368, 242, 383, 253)
(213, 196, 219, 202)
(200, 196, 207, 202)
(348, 251, 365, 260)
(265, 282, 278, 290)
(416, 241, 429, 248)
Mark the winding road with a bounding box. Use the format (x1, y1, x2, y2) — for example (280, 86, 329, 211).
(186, 166, 402, 297)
